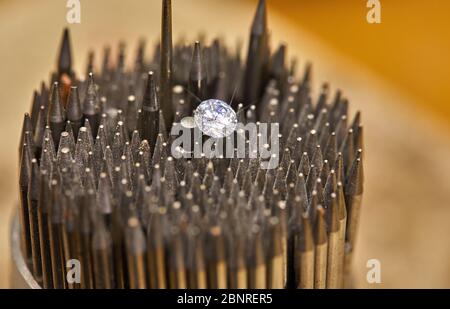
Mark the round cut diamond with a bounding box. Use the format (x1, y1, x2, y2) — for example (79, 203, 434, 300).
(194, 99, 237, 138)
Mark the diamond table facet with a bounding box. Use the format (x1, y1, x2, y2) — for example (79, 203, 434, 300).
(194, 99, 237, 138)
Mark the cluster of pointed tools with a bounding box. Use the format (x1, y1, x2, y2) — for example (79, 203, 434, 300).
(17, 0, 363, 289)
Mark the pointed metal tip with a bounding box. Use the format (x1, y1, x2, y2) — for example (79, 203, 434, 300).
(256, 0, 267, 16)
(189, 41, 207, 104)
(251, 0, 267, 35)
(161, 0, 173, 41)
(143, 72, 159, 112)
(67, 86, 82, 121)
(190, 41, 205, 80)
(20, 113, 33, 147)
(160, 0, 174, 128)
(347, 157, 364, 195)
(58, 28, 73, 76)
(48, 82, 65, 123)
(62, 27, 71, 39)
(50, 81, 59, 94)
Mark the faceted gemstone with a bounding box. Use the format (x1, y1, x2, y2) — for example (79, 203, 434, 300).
(194, 99, 237, 138)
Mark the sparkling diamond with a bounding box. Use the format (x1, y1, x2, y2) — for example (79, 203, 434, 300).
(194, 99, 237, 138)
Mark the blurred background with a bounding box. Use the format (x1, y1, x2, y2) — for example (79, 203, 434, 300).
(1, 0, 449, 288)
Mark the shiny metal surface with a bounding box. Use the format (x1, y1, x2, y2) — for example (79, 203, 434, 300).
(10, 213, 41, 289)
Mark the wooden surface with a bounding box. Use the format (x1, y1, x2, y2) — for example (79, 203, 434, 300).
(0, 0, 449, 288)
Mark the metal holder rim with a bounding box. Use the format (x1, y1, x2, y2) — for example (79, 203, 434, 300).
(10, 212, 42, 289)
